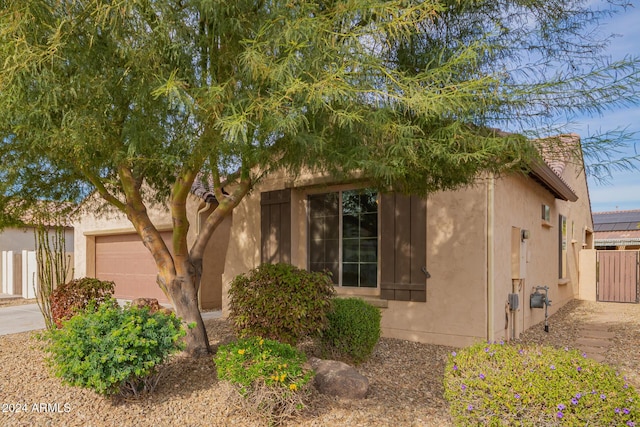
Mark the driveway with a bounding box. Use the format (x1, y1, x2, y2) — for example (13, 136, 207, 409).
(0, 304, 45, 335)
(0, 303, 222, 335)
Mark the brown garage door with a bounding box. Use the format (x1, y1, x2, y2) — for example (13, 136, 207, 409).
(95, 232, 172, 303)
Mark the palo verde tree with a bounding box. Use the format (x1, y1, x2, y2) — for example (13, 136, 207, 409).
(1, 0, 638, 355)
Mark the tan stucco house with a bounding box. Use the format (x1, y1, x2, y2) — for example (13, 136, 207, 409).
(74, 134, 594, 348)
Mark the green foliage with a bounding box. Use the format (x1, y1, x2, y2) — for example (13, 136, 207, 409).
(228, 263, 335, 345)
(49, 277, 115, 328)
(2, 0, 639, 355)
(2, 1, 638, 217)
(45, 301, 185, 396)
(215, 336, 313, 423)
(444, 342, 640, 426)
(320, 297, 381, 365)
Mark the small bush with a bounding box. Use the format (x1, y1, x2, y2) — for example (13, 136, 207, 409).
(50, 277, 115, 328)
(444, 341, 640, 426)
(320, 297, 381, 365)
(228, 263, 335, 345)
(45, 300, 185, 397)
(215, 336, 313, 424)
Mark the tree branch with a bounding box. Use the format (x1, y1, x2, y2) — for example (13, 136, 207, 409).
(118, 163, 175, 296)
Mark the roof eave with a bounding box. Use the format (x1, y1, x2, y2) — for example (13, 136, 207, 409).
(528, 161, 578, 202)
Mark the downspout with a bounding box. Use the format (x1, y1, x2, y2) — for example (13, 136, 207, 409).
(196, 202, 211, 236)
(487, 175, 495, 342)
(195, 201, 212, 305)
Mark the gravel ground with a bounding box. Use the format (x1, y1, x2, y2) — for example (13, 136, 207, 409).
(0, 299, 638, 427)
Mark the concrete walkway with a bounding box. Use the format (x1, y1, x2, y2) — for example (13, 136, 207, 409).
(0, 303, 45, 335)
(0, 300, 222, 336)
(574, 312, 618, 363)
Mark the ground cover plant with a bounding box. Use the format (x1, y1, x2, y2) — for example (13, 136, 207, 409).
(444, 341, 639, 426)
(228, 263, 335, 345)
(215, 336, 314, 424)
(45, 300, 185, 397)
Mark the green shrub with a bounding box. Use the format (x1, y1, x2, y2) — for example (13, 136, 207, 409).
(228, 263, 335, 345)
(320, 297, 381, 365)
(45, 300, 185, 396)
(50, 277, 115, 328)
(444, 341, 640, 426)
(215, 336, 314, 424)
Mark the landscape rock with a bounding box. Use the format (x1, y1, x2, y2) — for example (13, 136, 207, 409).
(308, 357, 369, 399)
(131, 297, 173, 315)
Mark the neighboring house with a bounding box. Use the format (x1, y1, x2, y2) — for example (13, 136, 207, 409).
(0, 222, 74, 299)
(74, 134, 593, 347)
(593, 210, 640, 250)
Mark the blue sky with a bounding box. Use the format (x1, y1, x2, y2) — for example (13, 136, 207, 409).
(575, 2, 640, 213)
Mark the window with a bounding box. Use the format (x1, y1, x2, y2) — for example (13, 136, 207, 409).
(542, 204, 550, 222)
(308, 189, 378, 287)
(559, 215, 567, 278)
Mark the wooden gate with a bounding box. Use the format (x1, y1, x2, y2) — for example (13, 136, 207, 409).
(596, 251, 639, 303)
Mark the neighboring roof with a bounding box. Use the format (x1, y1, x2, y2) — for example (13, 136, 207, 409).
(593, 210, 640, 231)
(596, 229, 640, 239)
(4, 200, 75, 228)
(593, 209, 640, 247)
(595, 232, 640, 247)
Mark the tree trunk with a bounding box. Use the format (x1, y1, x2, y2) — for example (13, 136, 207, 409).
(164, 273, 211, 356)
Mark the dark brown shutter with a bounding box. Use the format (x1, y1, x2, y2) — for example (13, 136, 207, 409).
(260, 189, 291, 264)
(380, 193, 427, 302)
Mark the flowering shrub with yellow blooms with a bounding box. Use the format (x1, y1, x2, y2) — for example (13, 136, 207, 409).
(214, 336, 314, 423)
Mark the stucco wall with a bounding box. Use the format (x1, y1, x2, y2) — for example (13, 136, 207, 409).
(0, 227, 74, 253)
(491, 159, 593, 340)
(381, 183, 489, 347)
(578, 249, 597, 301)
(1, 227, 74, 297)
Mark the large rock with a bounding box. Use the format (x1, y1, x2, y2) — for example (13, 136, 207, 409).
(308, 357, 369, 399)
(131, 297, 173, 316)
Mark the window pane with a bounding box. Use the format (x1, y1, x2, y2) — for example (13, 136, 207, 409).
(309, 193, 340, 285)
(343, 238, 359, 263)
(360, 213, 377, 237)
(342, 191, 361, 215)
(342, 263, 359, 286)
(360, 238, 377, 262)
(343, 213, 360, 238)
(360, 264, 377, 288)
(309, 239, 325, 263)
(326, 238, 339, 262)
(359, 190, 378, 213)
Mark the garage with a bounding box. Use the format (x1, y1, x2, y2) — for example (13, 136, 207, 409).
(95, 232, 172, 303)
